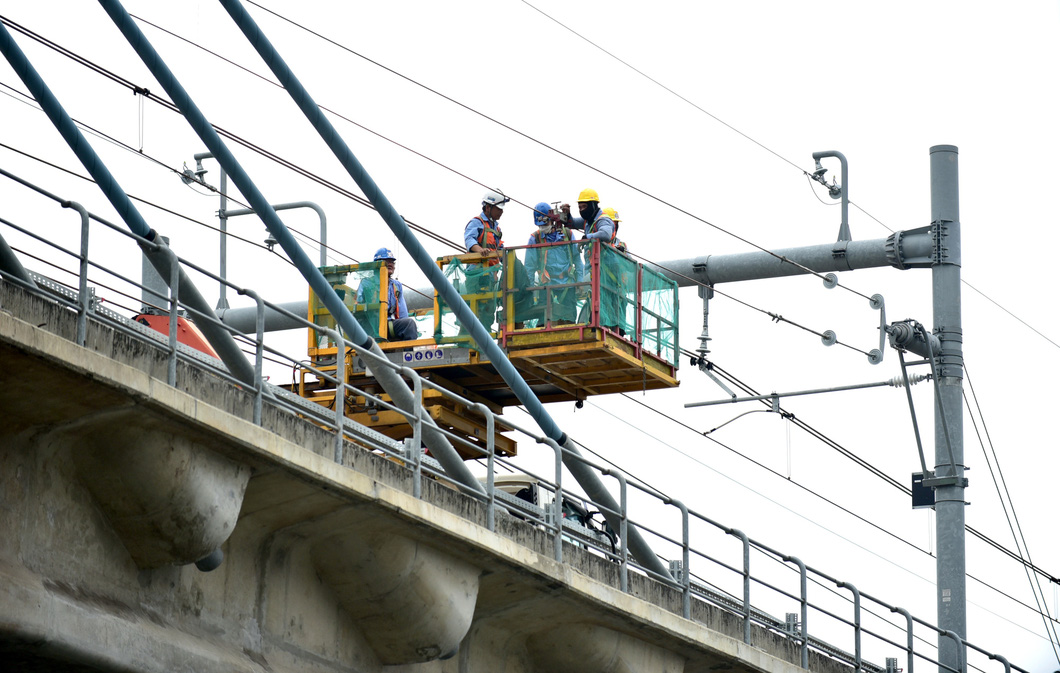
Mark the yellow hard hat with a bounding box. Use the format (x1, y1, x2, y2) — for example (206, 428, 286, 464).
(577, 188, 600, 203)
(602, 207, 620, 223)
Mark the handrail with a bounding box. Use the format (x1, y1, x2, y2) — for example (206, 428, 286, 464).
(0, 166, 1036, 673)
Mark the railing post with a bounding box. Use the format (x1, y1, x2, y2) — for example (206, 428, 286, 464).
(473, 402, 496, 531)
(238, 288, 266, 426)
(331, 329, 346, 464)
(942, 630, 965, 673)
(728, 527, 751, 643)
(988, 653, 1011, 673)
(603, 469, 629, 592)
(666, 497, 691, 618)
(891, 606, 914, 673)
(167, 250, 180, 386)
(543, 438, 564, 563)
(62, 200, 90, 346)
(839, 582, 862, 672)
(406, 367, 424, 499)
(784, 555, 809, 668)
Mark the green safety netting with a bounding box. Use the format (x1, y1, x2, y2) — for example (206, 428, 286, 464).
(593, 245, 638, 335)
(436, 257, 500, 340)
(311, 263, 388, 348)
(640, 266, 679, 366)
(349, 265, 385, 339)
(516, 240, 587, 328)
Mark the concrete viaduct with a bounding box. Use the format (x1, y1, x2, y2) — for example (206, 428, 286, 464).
(0, 271, 849, 672)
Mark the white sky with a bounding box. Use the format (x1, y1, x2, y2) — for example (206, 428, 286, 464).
(2, 1, 1059, 669)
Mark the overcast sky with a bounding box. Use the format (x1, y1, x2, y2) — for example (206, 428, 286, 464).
(3, 1, 1060, 669)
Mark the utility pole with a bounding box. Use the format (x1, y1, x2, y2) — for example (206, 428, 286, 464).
(929, 145, 966, 671)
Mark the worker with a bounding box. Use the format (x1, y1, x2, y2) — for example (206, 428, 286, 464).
(601, 207, 628, 253)
(561, 189, 626, 335)
(464, 189, 508, 253)
(459, 189, 509, 331)
(357, 247, 419, 341)
(524, 202, 584, 326)
(560, 188, 617, 252)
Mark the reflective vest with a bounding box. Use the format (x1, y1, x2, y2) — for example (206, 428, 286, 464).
(474, 216, 503, 251)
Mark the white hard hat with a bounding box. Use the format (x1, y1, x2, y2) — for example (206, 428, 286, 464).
(482, 189, 509, 210)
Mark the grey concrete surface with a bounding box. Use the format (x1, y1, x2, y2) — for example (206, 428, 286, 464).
(0, 281, 850, 673)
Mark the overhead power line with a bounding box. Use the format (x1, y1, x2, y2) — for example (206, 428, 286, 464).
(0, 17, 874, 362)
(233, 1, 876, 303)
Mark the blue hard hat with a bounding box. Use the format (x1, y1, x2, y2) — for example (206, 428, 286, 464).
(533, 202, 551, 227)
(373, 247, 396, 261)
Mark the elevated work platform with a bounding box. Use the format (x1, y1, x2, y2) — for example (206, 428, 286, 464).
(299, 242, 679, 456)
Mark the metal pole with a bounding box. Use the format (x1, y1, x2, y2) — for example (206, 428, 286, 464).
(95, 0, 483, 498)
(930, 145, 965, 672)
(215, 231, 936, 334)
(192, 152, 230, 310)
(0, 24, 261, 389)
(217, 0, 671, 580)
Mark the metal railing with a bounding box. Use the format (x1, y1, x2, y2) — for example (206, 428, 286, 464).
(0, 167, 1032, 673)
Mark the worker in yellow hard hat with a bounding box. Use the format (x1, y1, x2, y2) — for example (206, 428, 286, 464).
(561, 190, 627, 336)
(601, 207, 628, 253)
(561, 188, 617, 247)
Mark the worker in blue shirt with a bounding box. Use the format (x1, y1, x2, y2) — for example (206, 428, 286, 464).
(357, 247, 418, 341)
(561, 188, 616, 252)
(524, 202, 584, 325)
(458, 190, 508, 331)
(464, 189, 508, 253)
(561, 189, 625, 335)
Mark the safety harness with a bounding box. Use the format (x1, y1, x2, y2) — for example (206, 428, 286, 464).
(474, 216, 503, 251)
(533, 226, 576, 282)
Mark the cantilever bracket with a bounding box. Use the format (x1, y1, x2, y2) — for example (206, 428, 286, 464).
(698, 361, 737, 400)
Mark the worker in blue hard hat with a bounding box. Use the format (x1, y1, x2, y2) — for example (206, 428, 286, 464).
(356, 247, 418, 341)
(523, 202, 584, 326)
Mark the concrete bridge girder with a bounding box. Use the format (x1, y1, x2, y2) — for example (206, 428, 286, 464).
(527, 623, 686, 673)
(311, 522, 480, 664)
(64, 409, 251, 569)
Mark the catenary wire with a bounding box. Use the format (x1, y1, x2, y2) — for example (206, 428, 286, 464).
(0, 15, 464, 254)
(0, 23, 865, 358)
(0, 84, 351, 266)
(117, 13, 881, 341)
(232, 2, 875, 302)
(559, 394, 1056, 646)
(513, 1, 1060, 362)
(965, 366, 1060, 662)
(3, 16, 1041, 593)
(703, 352, 1060, 582)
(4, 5, 1055, 644)
(611, 353, 1060, 631)
(5, 8, 1049, 581)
